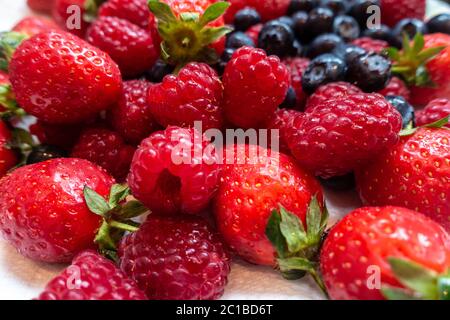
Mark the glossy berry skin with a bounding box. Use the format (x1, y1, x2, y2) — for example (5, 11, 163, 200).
(0, 158, 115, 263)
(258, 21, 295, 58)
(333, 15, 360, 42)
(71, 128, 136, 182)
(108, 80, 160, 145)
(119, 215, 231, 300)
(306, 82, 362, 112)
(301, 54, 347, 94)
(332, 43, 366, 64)
(356, 128, 450, 231)
(27, 145, 67, 165)
(149, 63, 224, 131)
(380, 0, 426, 27)
(226, 32, 255, 49)
(53, 0, 90, 37)
(392, 18, 428, 43)
(291, 11, 309, 42)
(287, 93, 402, 178)
(9, 31, 122, 125)
(320, 0, 348, 15)
(427, 14, 450, 35)
(128, 127, 220, 215)
(346, 52, 391, 92)
(307, 34, 344, 59)
(321, 206, 450, 300)
(385, 95, 415, 129)
(378, 77, 410, 101)
(288, 0, 317, 14)
(306, 7, 334, 38)
(215, 144, 323, 266)
(0, 122, 17, 177)
(30, 121, 82, 151)
(225, 0, 290, 22)
(27, 0, 54, 13)
(363, 24, 398, 47)
(12, 16, 60, 37)
(145, 59, 174, 83)
(279, 87, 298, 109)
(98, 0, 152, 30)
(38, 250, 147, 300)
(416, 99, 450, 128)
(233, 8, 261, 31)
(283, 57, 310, 110)
(352, 37, 389, 54)
(223, 47, 290, 129)
(87, 17, 159, 79)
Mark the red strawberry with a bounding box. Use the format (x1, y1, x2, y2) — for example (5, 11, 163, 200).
(53, 0, 91, 37)
(283, 57, 310, 110)
(38, 250, 147, 300)
(214, 144, 324, 266)
(416, 99, 450, 128)
(245, 23, 262, 45)
(321, 206, 450, 300)
(71, 128, 136, 181)
(30, 120, 83, 150)
(0, 121, 17, 177)
(86, 16, 159, 78)
(98, 0, 152, 30)
(224, 0, 290, 22)
(352, 37, 389, 54)
(108, 80, 161, 145)
(12, 17, 60, 37)
(223, 47, 290, 128)
(8, 31, 122, 124)
(378, 76, 410, 101)
(266, 108, 302, 154)
(356, 127, 450, 231)
(148, 62, 224, 130)
(128, 126, 221, 215)
(27, 0, 54, 13)
(119, 215, 231, 300)
(305, 81, 362, 112)
(286, 93, 402, 178)
(381, 0, 426, 27)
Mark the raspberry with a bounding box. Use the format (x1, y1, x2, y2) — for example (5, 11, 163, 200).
(148, 63, 224, 131)
(416, 99, 450, 128)
(223, 47, 290, 128)
(86, 16, 159, 78)
(283, 57, 310, 110)
(352, 37, 389, 53)
(378, 76, 411, 101)
(71, 128, 136, 181)
(286, 93, 402, 178)
(108, 80, 161, 145)
(266, 109, 302, 154)
(98, 0, 151, 30)
(245, 23, 263, 44)
(38, 250, 147, 300)
(306, 82, 362, 112)
(119, 215, 230, 300)
(127, 126, 221, 215)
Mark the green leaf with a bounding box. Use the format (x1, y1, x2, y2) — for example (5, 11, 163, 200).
(384, 47, 400, 61)
(148, 0, 177, 24)
(438, 275, 450, 300)
(320, 206, 329, 232)
(265, 210, 286, 258)
(416, 46, 446, 62)
(180, 12, 200, 22)
(412, 32, 425, 54)
(399, 127, 418, 137)
(306, 196, 322, 240)
(402, 33, 412, 56)
(117, 200, 149, 219)
(109, 220, 139, 233)
(381, 286, 420, 300)
(201, 26, 233, 45)
(279, 206, 307, 254)
(0, 32, 28, 71)
(108, 184, 130, 208)
(83, 186, 111, 217)
(415, 65, 435, 87)
(94, 220, 117, 250)
(424, 116, 449, 129)
(199, 1, 230, 26)
(278, 257, 316, 274)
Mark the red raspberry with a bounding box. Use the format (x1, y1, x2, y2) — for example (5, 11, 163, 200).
(12, 16, 60, 37)
(0, 122, 17, 177)
(224, 0, 290, 22)
(223, 47, 290, 128)
(86, 16, 159, 78)
(148, 63, 224, 131)
(283, 57, 310, 110)
(286, 93, 402, 178)
(245, 23, 262, 45)
(30, 120, 82, 150)
(119, 215, 231, 300)
(352, 37, 389, 54)
(266, 109, 302, 154)
(127, 126, 221, 215)
(381, 0, 426, 27)
(378, 76, 411, 101)
(52, 0, 90, 38)
(38, 250, 147, 300)
(108, 80, 161, 145)
(98, 0, 151, 30)
(306, 82, 362, 112)
(71, 128, 136, 181)
(416, 99, 450, 128)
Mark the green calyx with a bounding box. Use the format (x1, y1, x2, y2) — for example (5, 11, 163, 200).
(84, 0, 107, 23)
(400, 115, 449, 137)
(0, 32, 28, 72)
(265, 196, 329, 295)
(84, 184, 148, 261)
(148, 0, 232, 67)
(0, 84, 26, 120)
(385, 33, 446, 88)
(382, 258, 450, 300)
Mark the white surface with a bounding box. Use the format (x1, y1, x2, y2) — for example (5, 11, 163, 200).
(0, 0, 448, 301)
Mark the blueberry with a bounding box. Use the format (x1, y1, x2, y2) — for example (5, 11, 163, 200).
(348, 0, 380, 29)
(332, 43, 366, 64)
(346, 52, 391, 92)
(427, 13, 450, 35)
(307, 33, 344, 58)
(393, 19, 428, 42)
(280, 87, 298, 109)
(290, 40, 303, 56)
(292, 11, 310, 42)
(320, 0, 348, 15)
(226, 32, 255, 49)
(215, 48, 235, 75)
(145, 59, 174, 83)
(333, 15, 360, 42)
(258, 21, 295, 57)
(306, 7, 335, 38)
(385, 95, 415, 129)
(302, 54, 347, 94)
(234, 8, 261, 31)
(319, 173, 356, 191)
(276, 16, 295, 29)
(288, 0, 317, 14)
(27, 145, 67, 165)
(363, 24, 400, 47)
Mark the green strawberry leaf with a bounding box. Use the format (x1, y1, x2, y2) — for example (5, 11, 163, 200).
(201, 26, 233, 45)
(381, 286, 421, 300)
(412, 32, 425, 54)
(95, 220, 117, 250)
(424, 116, 449, 129)
(278, 257, 316, 273)
(180, 12, 200, 22)
(384, 47, 400, 61)
(266, 210, 286, 259)
(199, 1, 230, 26)
(108, 184, 130, 208)
(117, 200, 149, 219)
(416, 46, 446, 62)
(0, 32, 28, 71)
(306, 196, 322, 241)
(438, 274, 450, 300)
(148, 0, 178, 24)
(279, 206, 307, 254)
(84, 186, 111, 217)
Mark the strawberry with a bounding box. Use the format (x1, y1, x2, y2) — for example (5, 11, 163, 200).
(224, 0, 290, 23)
(7, 31, 122, 124)
(378, 76, 410, 101)
(0, 121, 17, 177)
(380, 0, 426, 27)
(416, 99, 450, 128)
(38, 250, 147, 300)
(0, 158, 147, 263)
(98, 0, 152, 30)
(214, 144, 324, 266)
(27, 0, 55, 13)
(12, 17, 60, 37)
(52, 0, 91, 37)
(356, 126, 450, 231)
(321, 206, 450, 300)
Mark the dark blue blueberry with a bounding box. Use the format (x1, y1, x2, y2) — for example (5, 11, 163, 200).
(292, 11, 310, 42)
(258, 20, 295, 57)
(393, 19, 428, 42)
(363, 24, 400, 47)
(319, 173, 356, 191)
(290, 40, 303, 56)
(348, 0, 380, 29)
(320, 0, 348, 15)
(226, 31, 255, 49)
(288, 0, 317, 15)
(386, 95, 415, 129)
(427, 13, 450, 35)
(215, 48, 235, 75)
(332, 43, 367, 64)
(302, 53, 347, 94)
(276, 16, 295, 29)
(145, 59, 174, 83)
(234, 8, 261, 31)
(306, 7, 335, 38)
(346, 52, 391, 92)
(333, 15, 360, 42)
(280, 87, 298, 109)
(307, 33, 344, 58)
(27, 145, 67, 165)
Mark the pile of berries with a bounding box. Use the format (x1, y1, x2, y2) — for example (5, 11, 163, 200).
(0, 0, 448, 300)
